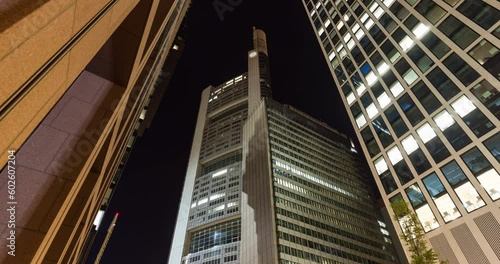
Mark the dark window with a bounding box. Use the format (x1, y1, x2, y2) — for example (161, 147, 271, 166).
(443, 53, 480, 87)
(406, 184, 426, 208)
(360, 36, 375, 55)
(361, 127, 380, 157)
(389, 2, 409, 21)
(381, 40, 400, 63)
(371, 81, 385, 98)
(372, 116, 394, 148)
(427, 67, 460, 100)
(421, 31, 450, 59)
(408, 149, 432, 174)
(351, 46, 365, 65)
(422, 173, 446, 197)
(351, 102, 362, 117)
(424, 135, 451, 164)
(461, 147, 493, 176)
(361, 93, 374, 108)
(411, 81, 440, 114)
(341, 82, 352, 96)
(438, 15, 479, 49)
(398, 94, 424, 126)
(415, 0, 446, 24)
(385, 105, 409, 137)
(403, 15, 419, 31)
(441, 161, 467, 186)
(370, 51, 383, 68)
(468, 40, 500, 79)
(369, 25, 385, 44)
(441, 122, 472, 151)
(380, 170, 398, 194)
(458, 107, 495, 137)
(407, 45, 434, 73)
(379, 13, 397, 33)
(394, 160, 414, 185)
(470, 80, 500, 119)
(395, 58, 419, 85)
(484, 133, 500, 162)
(457, 0, 500, 30)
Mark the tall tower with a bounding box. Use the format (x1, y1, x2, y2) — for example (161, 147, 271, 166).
(301, 0, 500, 263)
(169, 28, 399, 264)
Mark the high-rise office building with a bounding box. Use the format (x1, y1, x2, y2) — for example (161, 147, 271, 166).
(301, 0, 499, 263)
(169, 28, 398, 264)
(0, 0, 190, 263)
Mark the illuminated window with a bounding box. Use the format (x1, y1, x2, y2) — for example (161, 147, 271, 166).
(423, 173, 461, 222)
(364, 19, 375, 30)
(346, 92, 356, 105)
(366, 103, 379, 119)
(417, 123, 436, 143)
(377, 92, 391, 109)
(389, 81, 404, 97)
(352, 23, 360, 33)
(416, 205, 439, 232)
(388, 146, 404, 165)
(476, 169, 500, 200)
(451, 95, 476, 117)
(198, 198, 208, 205)
(366, 72, 377, 86)
(337, 21, 344, 30)
(454, 182, 485, 212)
(328, 51, 336, 61)
(356, 83, 366, 95)
(356, 28, 365, 39)
(402, 135, 419, 154)
(399, 36, 414, 51)
(377, 62, 389, 75)
(318, 27, 325, 35)
(375, 157, 389, 174)
(356, 114, 367, 128)
(360, 13, 369, 23)
(374, 7, 385, 18)
(347, 39, 356, 50)
(412, 23, 429, 39)
(324, 19, 331, 28)
(384, 0, 395, 7)
(433, 110, 455, 131)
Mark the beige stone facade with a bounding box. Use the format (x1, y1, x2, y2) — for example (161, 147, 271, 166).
(0, 0, 189, 263)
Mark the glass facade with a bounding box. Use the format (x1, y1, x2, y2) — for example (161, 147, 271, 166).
(267, 100, 398, 263)
(303, 0, 500, 262)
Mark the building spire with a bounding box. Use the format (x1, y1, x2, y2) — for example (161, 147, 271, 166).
(253, 27, 268, 56)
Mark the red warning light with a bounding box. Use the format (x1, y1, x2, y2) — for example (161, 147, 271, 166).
(115, 212, 120, 216)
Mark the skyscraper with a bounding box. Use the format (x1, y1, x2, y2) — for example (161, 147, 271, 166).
(0, 0, 189, 263)
(169, 28, 398, 264)
(301, 0, 500, 263)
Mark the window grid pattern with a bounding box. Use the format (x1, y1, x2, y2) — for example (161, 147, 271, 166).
(267, 107, 398, 263)
(188, 162, 242, 229)
(207, 74, 248, 114)
(304, 0, 500, 254)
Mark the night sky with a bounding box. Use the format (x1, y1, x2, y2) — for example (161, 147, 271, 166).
(88, 0, 358, 263)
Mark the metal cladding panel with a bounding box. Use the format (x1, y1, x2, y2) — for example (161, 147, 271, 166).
(451, 223, 490, 264)
(474, 212, 500, 260)
(240, 100, 278, 264)
(429, 233, 460, 264)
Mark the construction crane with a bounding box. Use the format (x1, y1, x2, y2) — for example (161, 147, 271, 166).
(94, 212, 119, 264)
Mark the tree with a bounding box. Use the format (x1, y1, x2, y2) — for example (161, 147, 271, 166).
(391, 199, 448, 264)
